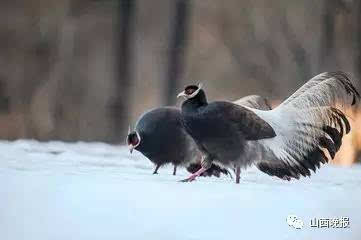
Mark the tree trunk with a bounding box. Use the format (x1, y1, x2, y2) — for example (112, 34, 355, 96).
(319, 0, 347, 70)
(280, 12, 311, 81)
(354, 0, 361, 89)
(164, 0, 191, 105)
(110, 0, 135, 142)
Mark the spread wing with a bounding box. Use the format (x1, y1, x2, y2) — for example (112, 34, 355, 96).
(245, 72, 360, 180)
(233, 95, 272, 110)
(280, 71, 359, 108)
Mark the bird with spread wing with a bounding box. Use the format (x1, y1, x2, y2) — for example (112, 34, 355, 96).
(177, 72, 360, 183)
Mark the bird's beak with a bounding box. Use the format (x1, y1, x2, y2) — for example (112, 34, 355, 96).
(129, 144, 135, 154)
(177, 91, 187, 99)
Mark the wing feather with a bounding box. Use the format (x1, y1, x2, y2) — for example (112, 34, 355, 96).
(246, 71, 360, 180)
(280, 71, 359, 108)
(233, 95, 272, 110)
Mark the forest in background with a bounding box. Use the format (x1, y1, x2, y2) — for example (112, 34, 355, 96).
(0, 0, 360, 163)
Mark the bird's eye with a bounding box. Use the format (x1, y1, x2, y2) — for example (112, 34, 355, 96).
(186, 89, 195, 95)
(184, 85, 199, 95)
(132, 136, 139, 145)
(128, 133, 139, 146)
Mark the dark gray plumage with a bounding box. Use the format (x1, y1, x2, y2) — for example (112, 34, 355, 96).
(178, 72, 359, 183)
(126, 107, 231, 177)
(127, 107, 196, 175)
(189, 95, 273, 177)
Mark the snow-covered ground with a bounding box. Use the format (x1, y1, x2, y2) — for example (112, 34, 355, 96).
(0, 140, 360, 240)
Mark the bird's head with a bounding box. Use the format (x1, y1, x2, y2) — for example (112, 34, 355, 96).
(177, 84, 208, 109)
(126, 129, 141, 154)
(177, 83, 203, 100)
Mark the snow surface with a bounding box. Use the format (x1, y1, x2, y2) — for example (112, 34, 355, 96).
(0, 140, 360, 240)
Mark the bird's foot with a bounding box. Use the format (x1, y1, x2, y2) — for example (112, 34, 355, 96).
(180, 175, 197, 182)
(282, 176, 291, 181)
(235, 166, 241, 184)
(179, 167, 207, 183)
(153, 165, 160, 175)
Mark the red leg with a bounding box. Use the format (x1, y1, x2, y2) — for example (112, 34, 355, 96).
(180, 167, 208, 182)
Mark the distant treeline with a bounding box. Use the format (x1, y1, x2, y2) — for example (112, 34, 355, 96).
(0, 0, 360, 147)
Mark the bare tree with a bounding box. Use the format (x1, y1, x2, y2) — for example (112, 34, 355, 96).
(164, 0, 191, 105)
(218, 7, 277, 95)
(0, 78, 9, 113)
(319, 0, 348, 70)
(354, 0, 361, 88)
(109, 0, 136, 142)
(280, 12, 312, 81)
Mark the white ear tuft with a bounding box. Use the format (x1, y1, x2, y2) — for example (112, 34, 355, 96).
(198, 82, 203, 89)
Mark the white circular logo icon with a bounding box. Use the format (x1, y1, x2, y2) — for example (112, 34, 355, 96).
(287, 215, 304, 229)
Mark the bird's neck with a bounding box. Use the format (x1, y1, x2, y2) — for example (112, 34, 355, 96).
(182, 91, 208, 113)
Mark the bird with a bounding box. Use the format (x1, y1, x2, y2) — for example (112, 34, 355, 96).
(126, 106, 231, 177)
(187, 95, 273, 177)
(177, 71, 359, 184)
(127, 107, 196, 175)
